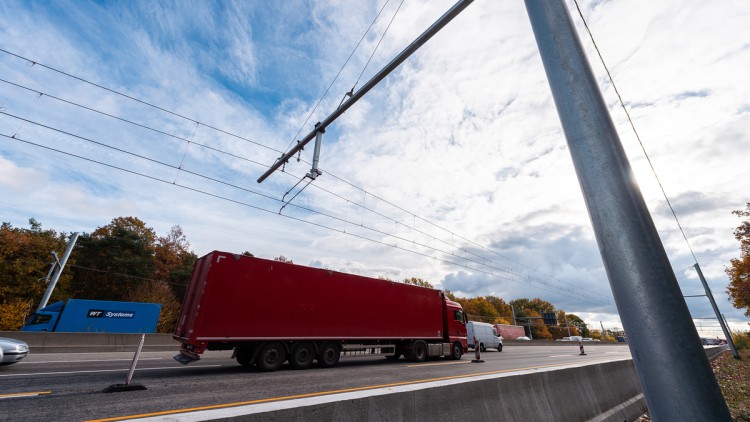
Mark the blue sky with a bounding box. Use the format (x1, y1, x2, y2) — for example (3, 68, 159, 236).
(1, 0, 749, 335)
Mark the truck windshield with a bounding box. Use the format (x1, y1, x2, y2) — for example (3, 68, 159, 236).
(26, 314, 52, 325)
(453, 310, 467, 323)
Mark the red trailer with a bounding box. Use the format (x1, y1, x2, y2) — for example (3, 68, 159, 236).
(493, 323, 527, 340)
(174, 251, 468, 371)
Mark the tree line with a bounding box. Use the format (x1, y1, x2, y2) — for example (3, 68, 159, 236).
(2, 216, 628, 340)
(0, 217, 195, 332)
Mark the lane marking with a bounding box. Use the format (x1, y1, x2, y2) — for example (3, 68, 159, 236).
(0, 391, 51, 399)
(548, 354, 576, 358)
(87, 359, 627, 422)
(0, 364, 222, 378)
(405, 360, 471, 368)
(21, 358, 164, 364)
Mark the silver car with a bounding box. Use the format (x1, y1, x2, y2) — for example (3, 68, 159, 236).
(0, 337, 29, 365)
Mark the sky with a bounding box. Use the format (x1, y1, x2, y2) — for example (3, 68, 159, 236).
(1, 0, 748, 336)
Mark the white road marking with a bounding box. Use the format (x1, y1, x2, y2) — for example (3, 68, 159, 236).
(21, 358, 164, 364)
(0, 364, 222, 377)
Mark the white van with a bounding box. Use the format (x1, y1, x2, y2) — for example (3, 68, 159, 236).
(466, 321, 503, 352)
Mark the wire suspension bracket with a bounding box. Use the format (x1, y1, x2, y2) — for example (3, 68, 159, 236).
(279, 123, 325, 214)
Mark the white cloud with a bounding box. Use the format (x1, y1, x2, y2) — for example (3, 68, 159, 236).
(0, 0, 748, 334)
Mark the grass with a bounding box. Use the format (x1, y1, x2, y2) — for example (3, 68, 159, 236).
(711, 349, 750, 421)
(637, 347, 750, 421)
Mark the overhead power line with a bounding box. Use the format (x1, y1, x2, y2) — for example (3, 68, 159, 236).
(2, 129, 610, 306)
(571, 0, 698, 264)
(0, 45, 612, 304)
(0, 77, 608, 301)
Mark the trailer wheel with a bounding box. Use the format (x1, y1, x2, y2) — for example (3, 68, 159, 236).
(256, 342, 286, 372)
(480, 343, 486, 353)
(408, 340, 428, 362)
(497, 344, 503, 352)
(450, 342, 462, 360)
(290, 342, 315, 370)
(317, 342, 340, 368)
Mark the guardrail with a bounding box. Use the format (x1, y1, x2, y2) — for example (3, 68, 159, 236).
(0, 331, 178, 353)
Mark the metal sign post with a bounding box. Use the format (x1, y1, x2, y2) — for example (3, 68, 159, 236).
(103, 334, 147, 393)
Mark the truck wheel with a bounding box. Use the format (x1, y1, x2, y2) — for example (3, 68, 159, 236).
(450, 342, 462, 360)
(317, 342, 340, 368)
(256, 342, 286, 372)
(497, 344, 503, 352)
(408, 340, 427, 362)
(480, 343, 486, 353)
(290, 342, 315, 370)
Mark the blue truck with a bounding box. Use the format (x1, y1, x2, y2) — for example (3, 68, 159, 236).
(21, 299, 162, 333)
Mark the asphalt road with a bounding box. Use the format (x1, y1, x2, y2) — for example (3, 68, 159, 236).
(0, 344, 631, 421)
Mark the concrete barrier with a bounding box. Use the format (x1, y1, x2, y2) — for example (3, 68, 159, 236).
(133, 359, 646, 422)
(0, 331, 179, 353)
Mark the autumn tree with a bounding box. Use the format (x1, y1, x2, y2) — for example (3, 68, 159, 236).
(564, 313, 589, 337)
(485, 295, 513, 324)
(458, 297, 499, 323)
(726, 203, 750, 317)
(153, 225, 196, 301)
(403, 277, 434, 288)
(0, 298, 34, 331)
(0, 219, 71, 309)
(443, 290, 458, 301)
(510, 298, 554, 339)
(126, 280, 181, 333)
(273, 255, 293, 263)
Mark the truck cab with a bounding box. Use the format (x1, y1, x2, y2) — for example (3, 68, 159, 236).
(444, 299, 468, 353)
(22, 302, 64, 332)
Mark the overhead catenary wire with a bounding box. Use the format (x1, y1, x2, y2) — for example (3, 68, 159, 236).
(284, 0, 395, 154)
(68, 264, 189, 288)
(339, 0, 406, 107)
(0, 47, 280, 154)
(0, 66, 611, 302)
(571, 0, 698, 264)
(0, 46, 612, 304)
(2, 130, 610, 306)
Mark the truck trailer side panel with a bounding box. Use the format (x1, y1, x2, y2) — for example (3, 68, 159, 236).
(175, 252, 446, 343)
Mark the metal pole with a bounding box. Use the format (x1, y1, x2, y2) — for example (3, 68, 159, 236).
(526, 317, 532, 340)
(524, 1, 731, 420)
(257, 0, 474, 183)
(565, 315, 571, 337)
(125, 334, 146, 385)
(694, 263, 740, 359)
(38, 232, 79, 310)
(511, 304, 516, 326)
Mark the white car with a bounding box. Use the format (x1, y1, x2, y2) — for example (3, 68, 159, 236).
(0, 337, 29, 365)
(515, 336, 531, 341)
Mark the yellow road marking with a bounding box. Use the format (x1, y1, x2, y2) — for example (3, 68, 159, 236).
(405, 360, 471, 367)
(87, 361, 580, 422)
(0, 391, 51, 399)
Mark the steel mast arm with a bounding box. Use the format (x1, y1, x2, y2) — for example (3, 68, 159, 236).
(257, 0, 474, 183)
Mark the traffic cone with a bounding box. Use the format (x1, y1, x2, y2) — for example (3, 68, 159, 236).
(579, 341, 587, 356)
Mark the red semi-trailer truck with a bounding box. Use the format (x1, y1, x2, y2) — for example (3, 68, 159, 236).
(174, 251, 468, 371)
